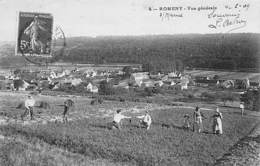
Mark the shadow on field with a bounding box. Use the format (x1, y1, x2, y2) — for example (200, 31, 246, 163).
(153, 122, 184, 130)
(89, 123, 112, 130)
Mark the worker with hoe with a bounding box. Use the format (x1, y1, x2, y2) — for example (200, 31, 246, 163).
(112, 109, 131, 130)
(63, 99, 74, 123)
(136, 110, 152, 130)
(21, 95, 36, 120)
(193, 106, 205, 133)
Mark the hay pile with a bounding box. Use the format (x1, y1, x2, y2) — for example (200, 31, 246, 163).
(38, 101, 51, 109)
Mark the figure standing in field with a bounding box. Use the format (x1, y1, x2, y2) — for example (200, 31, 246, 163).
(136, 110, 152, 130)
(212, 107, 223, 135)
(240, 102, 245, 116)
(21, 95, 36, 120)
(24, 16, 48, 53)
(112, 109, 131, 130)
(193, 106, 204, 133)
(63, 99, 74, 123)
(183, 114, 191, 130)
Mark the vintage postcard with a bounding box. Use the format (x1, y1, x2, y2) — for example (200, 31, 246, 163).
(0, 0, 259, 166)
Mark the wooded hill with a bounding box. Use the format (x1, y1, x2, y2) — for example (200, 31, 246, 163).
(0, 33, 259, 72)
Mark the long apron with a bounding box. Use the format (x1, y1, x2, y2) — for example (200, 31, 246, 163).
(216, 117, 223, 134)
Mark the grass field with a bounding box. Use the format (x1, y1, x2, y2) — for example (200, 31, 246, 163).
(0, 91, 259, 166)
(185, 70, 260, 82)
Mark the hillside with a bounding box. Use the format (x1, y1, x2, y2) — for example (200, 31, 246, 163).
(0, 33, 259, 72)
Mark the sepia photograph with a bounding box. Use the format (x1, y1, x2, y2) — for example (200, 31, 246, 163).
(0, 0, 259, 165)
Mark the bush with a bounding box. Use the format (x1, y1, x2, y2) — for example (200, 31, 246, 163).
(38, 101, 51, 109)
(220, 92, 238, 106)
(241, 89, 260, 111)
(0, 81, 7, 90)
(13, 80, 24, 90)
(182, 91, 195, 99)
(113, 87, 129, 95)
(143, 87, 154, 96)
(16, 102, 25, 109)
(200, 92, 217, 101)
(14, 69, 21, 75)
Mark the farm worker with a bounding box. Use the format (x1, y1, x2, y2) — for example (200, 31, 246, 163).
(63, 99, 74, 123)
(193, 106, 205, 133)
(240, 102, 245, 116)
(136, 110, 152, 130)
(212, 107, 223, 134)
(112, 109, 131, 130)
(183, 114, 191, 130)
(21, 95, 36, 120)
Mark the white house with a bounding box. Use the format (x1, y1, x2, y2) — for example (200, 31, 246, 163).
(180, 76, 189, 90)
(141, 79, 155, 87)
(71, 78, 82, 86)
(130, 72, 149, 87)
(155, 80, 164, 87)
(86, 82, 98, 93)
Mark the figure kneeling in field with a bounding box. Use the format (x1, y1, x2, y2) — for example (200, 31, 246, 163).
(112, 109, 131, 130)
(193, 106, 205, 133)
(136, 110, 152, 130)
(212, 107, 223, 135)
(183, 114, 191, 130)
(63, 99, 74, 123)
(21, 95, 36, 120)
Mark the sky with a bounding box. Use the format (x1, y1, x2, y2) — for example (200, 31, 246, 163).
(0, 0, 259, 41)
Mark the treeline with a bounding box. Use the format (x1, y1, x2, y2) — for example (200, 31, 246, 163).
(62, 33, 259, 72)
(1, 33, 259, 72)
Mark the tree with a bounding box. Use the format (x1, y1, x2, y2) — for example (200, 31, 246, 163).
(122, 66, 133, 78)
(142, 63, 154, 73)
(99, 80, 114, 95)
(14, 69, 21, 75)
(13, 80, 24, 90)
(175, 59, 184, 73)
(240, 89, 259, 111)
(213, 75, 220, 80)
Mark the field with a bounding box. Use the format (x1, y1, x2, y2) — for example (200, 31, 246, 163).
(0, 90, 259, 166)
(185, 70, 260, 82)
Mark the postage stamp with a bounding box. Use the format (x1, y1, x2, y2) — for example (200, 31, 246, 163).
(16, 12, 53, 57)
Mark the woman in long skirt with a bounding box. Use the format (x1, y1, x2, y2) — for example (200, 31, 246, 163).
(212, 107, 223, 134)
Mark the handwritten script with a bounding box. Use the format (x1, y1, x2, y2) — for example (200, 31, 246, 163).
(148, 2, 250, 33)
(207, 3, 249, 32)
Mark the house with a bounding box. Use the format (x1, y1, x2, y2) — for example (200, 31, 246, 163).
(130, 72, 149, 87)
(221, 80, 235, 88)
(50, 71, 57, 79)
(71, 78, 82, 86)
(154, 80, 164, 87)
(195, 79, 218, 87)
(113, 80, 130, 90)
(180, 76, 189, 90)
(250, 81, 260, 89)
(141, 79, 155, 88)
(86, 82, 98, 93)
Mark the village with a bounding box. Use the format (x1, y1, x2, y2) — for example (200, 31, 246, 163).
(0, 63, 259, 109)
(1, 63, 259, 92)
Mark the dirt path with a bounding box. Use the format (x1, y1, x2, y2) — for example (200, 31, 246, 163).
(214, 122, 260, 166)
